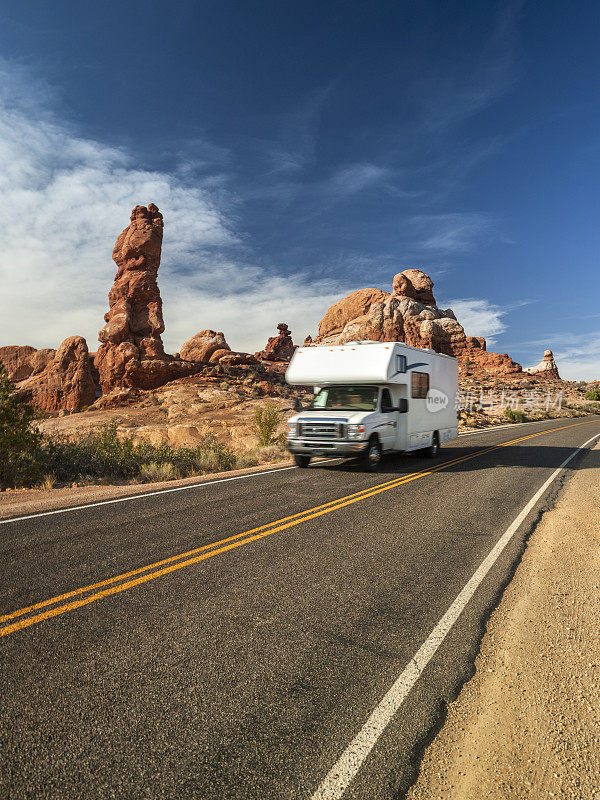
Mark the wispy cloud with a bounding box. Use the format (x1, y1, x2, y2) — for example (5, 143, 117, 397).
(441, 298, 507, 346)
(0, 59, 342, 354)
(267, 85, 332, 176)
(408, 213, 498, 254)
(320, 163, 394, 198)
(409, 2, 521, 135)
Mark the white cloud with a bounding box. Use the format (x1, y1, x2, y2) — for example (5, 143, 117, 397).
(441, 298, 507, 345)
(547, 332, 600, 382)
(321, 163, 393, 197)
(0, 60, 341, 355)
(409, 213, 497, 253)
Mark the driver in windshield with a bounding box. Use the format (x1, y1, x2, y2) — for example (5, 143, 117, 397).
(332, 390, 350, 408)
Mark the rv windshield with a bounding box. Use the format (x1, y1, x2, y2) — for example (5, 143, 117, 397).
(309, 385, 379, 412)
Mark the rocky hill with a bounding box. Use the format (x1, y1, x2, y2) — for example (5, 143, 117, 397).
(306, 267, 525, 379)
(0, 203, 572, 428)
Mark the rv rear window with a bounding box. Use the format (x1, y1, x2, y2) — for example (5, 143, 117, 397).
(411, 372, 429, 399)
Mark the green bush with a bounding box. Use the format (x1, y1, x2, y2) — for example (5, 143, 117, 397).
(504, 407, 527, 423)
(253, 403, 283, 446)
(584, 390, 600, 402)
(0, 365, 43, 489)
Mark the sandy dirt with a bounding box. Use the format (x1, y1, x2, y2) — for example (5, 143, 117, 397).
(407, 440, 600, 800)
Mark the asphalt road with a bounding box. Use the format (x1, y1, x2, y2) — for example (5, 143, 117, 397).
(2, 416, 600, 800)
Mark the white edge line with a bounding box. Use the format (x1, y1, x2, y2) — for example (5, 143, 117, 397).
(0, 459, 344, 526)
(459, 422, 524, 436)
(310, 431, 600, 800)
(0, 465, 295, 526)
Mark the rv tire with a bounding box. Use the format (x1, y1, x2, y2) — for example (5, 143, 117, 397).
(425, 432, 440, 458)
(294, 455, 311, 468)
(361, 436, 382, 472)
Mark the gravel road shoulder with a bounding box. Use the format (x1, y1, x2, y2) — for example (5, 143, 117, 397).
(406, 440, 600, 800)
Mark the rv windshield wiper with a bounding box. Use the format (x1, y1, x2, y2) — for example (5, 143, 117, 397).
(308, 406, 375, 412)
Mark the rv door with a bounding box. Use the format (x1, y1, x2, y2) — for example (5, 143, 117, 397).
(378, 388, 398, 451)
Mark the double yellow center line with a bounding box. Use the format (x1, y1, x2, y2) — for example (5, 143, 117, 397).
(1, 420, 598, 638)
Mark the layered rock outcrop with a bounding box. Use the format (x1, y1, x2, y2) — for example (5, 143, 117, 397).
(311, 269, 523, 376)
(16, 336, 96, 412)
(255, 323, 295, 362)
(0, 346, 56, 383)
(179, 330, 231, 364)
(525, 349, 560, 379)
(95, 204, 201, 392)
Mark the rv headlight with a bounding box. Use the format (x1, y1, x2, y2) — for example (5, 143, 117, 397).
(347, 423, 366, 440)
(287, 422, 298, 439)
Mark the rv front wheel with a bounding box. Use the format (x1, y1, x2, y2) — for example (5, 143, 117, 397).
(361, 436, 382, 472)
(294, 455, 311, 468)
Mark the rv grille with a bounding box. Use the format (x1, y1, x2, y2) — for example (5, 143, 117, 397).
(298, 420, 347, 440)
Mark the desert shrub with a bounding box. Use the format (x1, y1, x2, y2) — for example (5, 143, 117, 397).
(40, 423, 236, 484)
(197, 450, 221, 474)
(42, 424, 140, 481)
(0, 365, 44, 489)
(584, 390, 600, 401)
(0, 388, 238, 488)
(235, 452, 260, 469)
(504, 407, 527, 423)
(139, 462, 180, 483)
(41, 474, 57, 490)
(256, 443, 286, 462)
(253, 403, 283, 446)
(581, 402, 600, 414)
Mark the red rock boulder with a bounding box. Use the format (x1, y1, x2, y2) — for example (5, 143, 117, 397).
(255, 323, 296, 362)
(0, 345, 56, 382)
(310, 268, 524, 377)
(179, 330, 231, 363)
(16, 336, 97, 412)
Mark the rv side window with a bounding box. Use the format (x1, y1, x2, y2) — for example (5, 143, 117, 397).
(396, 355, 407, 373)
(381, 389, 394, 412)
(411, 372, 429, 399)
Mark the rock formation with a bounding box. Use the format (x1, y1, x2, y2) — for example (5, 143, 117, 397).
(16, 336, 96, 412)
(180, 330, 231, 363)
(94, 204, 201, 392)
(525, 349, 560, 379)
(255, 323, 296, 362)
(311, 269, 523, 376)
(0, 346, 56, 383)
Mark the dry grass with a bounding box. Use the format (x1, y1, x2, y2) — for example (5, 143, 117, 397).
(139, 462, 181, 483)
(41, 473, 57, 490)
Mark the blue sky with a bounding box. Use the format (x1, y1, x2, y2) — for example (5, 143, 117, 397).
(1, 0, 599, 378)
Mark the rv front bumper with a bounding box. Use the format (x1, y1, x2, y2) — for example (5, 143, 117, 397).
(286, 438, 369, 457)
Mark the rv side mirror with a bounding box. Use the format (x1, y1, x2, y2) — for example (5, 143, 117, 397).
(397, 399, 408, 413)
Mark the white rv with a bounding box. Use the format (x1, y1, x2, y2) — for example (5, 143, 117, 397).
(285, 341, 458, 470)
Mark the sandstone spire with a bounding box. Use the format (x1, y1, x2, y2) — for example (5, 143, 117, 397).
(525, 349, 560, 379)
(95, 204, 199, 392)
